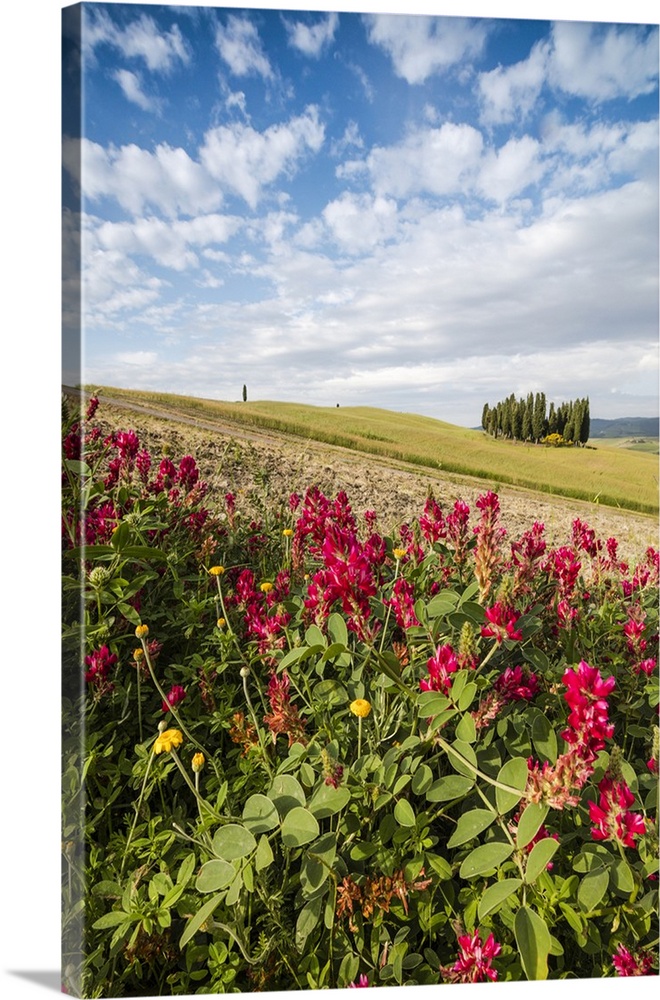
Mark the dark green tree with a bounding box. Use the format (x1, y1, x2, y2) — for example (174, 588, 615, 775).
(242, 384, 247, 402)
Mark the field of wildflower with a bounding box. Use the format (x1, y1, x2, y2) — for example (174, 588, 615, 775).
(62, 394, 659, 997)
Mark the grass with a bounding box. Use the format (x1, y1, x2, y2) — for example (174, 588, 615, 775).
(592, 437, 659, 456)
(88, 386, 660, 516)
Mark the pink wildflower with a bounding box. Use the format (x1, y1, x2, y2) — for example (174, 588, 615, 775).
(441, 930, 501, 984)
(349, 975, 370, 988)
(162, 684, 186, 713)
(589, 776, 646, 849)
(420, 644, 459, 694)
(561, 660, 615, 757)
(481, 602, 523, 644)
(388, 578, 420, 629)
(612, 944, 654, 977)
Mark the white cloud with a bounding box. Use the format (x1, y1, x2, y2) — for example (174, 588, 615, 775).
(113, 69, 160, 113)
(95, 214, 241, 272)
(215, 15, 273, 80)
(68, 138, 223, 218)
(549, 21, 659, 102)
(359, 123, 484, 199)
(115, 351, 159, 366)
(83, 8, 189, 73)
(285, 12, 339, 58)
(364, 14, 488, 85)
(477, 135, 545, 203)
(478, 41, 549, 125)
(200, 107, 325, 209)
(322, 192, 399, 254)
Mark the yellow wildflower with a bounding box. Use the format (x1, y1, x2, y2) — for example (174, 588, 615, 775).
(154, 729, 183, 754)
(217, 617, 226, 629)
(260, 581, 274, 593)
(282, 528, 293, 537)
(192, 752, 205, 773)
(133, 648, 144, 661)
(393, 548, 407, 560)
(350, 699, 372, 718)
(135, 624, 149, 639)
(209, 566, 225, 576)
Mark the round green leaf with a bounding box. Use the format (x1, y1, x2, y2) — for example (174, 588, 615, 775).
(447, 739, 478, 778)
(495, 757, 529, 814)
(609, 857, 635, 895)
(308, 782, 351, 818)
(195, 859, 234, 893)
(525, 837, 560, 884)
(242, 793, 280, 834)
(516, 802, 549, 849)
(531, 713, 557, 763)
(514, 906, 551, 980)
(447, 808, 496, 848)
(281, 806, 320, 848)
(411, 763, 433, 795)
(255, 834, 274, 872)
(426, 774, 474, 802)
(394, 798, 416, 828)
(455, 711, 477, 744)
(211, 823, 256, 861)
(459, 841, 514, 878)
(478, 878, 523, 920)
(268, 774, 306, 816)
(312, 679, 348, 706)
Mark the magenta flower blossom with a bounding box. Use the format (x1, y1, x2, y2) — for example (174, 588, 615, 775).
(84, 645, 117, 684)
(561, 660, 615, 757)
(612, 944, 654, 977)
(177, 455, 199, 490)
(589, 777, 646, 849)
(481, 601, 523, 644)
(348, 975, 370, 988)
(442, 930, 501, 984)
(162, 684, 186, 713)
(420, 644, 459, 694)
(495, 665, 539, 701)
(388, 578, 420, 629)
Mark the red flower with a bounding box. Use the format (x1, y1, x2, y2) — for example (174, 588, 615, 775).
(349, 975, 370, 988)
(420, 644, 459, 694)
(162, 684, 186, 713)
(442, 931, 501, 984)
(561, 660, 615, 756)
(495, 665, 539, 701)
(481, 601, 523, 643)
(589, 777, 646, 849)
(612, 944, 654, 976)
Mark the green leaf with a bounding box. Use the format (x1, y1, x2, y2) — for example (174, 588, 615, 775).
(447, 739, 478, 778)
(394, 799, 416, 828)
(411, 764, 433, 795)
(525, 837, 559, 883)
(268, 774, 306, 816)
(577, 867, 609, 912)
(305, 625, 327, 648)
(531, 713, 557, 763)
(179, 893, 224, 948)
(447, 808, 497, 848)
(609, 857, 635, 895)
(176, 852, 196, 886)
(426, 774, 475, 802)
(495, 757, 529, 814)
(425, 854, 452, 881)
(279, 645, 319, 670)
(514, 906, 551, 980)
(308, 782, 350, 818)
(92, 910, 135, 930)
(457, 682, 478, 712)
(195, 860, 234, 893)
(516, 803, 549, 849)
(211, 823, 257, 861)
(327, 612, 348, 647)
(242, 794, 280, 834)
(312, 678, 348, 706)
(459, 842, 514, 879)
(281, 806, 320, 848)
(255, 834, 274, 872)
(295, 896, 323, 953)
(225, 872, 243, 907)
(301, 832, 337, 896)
(478, 878, 523, 920)
(455, 711, 477, 743)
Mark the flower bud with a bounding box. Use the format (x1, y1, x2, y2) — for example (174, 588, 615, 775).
(135, 624, 149, 639)
(240, 666, 251, 679)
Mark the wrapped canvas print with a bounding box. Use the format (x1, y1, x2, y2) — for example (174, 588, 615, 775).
(62, 2, 659, 997)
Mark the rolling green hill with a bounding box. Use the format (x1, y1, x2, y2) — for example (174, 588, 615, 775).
(89, 386, 659, 515)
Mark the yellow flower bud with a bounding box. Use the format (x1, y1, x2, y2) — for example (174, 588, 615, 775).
(282, 528, 293, 537)
(350, 699, 372, 718)
(135, 624, 149, 639)
(393, 548, 407, 560)
(192, 752, 205, 773)
(209, 566, 225, 576)
(260, 581, 273, 593)
(217, 617, 226, 629)
(133, 648, 144, 661)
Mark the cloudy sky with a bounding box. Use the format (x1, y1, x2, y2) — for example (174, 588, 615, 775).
(62, 1, 659, 426)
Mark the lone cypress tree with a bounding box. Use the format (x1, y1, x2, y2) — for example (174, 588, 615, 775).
(242, 384, 247, 402)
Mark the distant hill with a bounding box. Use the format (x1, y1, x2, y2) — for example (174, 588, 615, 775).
(589, 417, 659, 438)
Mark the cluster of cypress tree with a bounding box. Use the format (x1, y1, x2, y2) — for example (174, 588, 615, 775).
(481, 393, 590, 445)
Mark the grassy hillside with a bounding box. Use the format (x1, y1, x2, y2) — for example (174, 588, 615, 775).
(90, 386, 659, 515)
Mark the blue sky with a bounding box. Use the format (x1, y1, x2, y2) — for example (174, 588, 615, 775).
(62, 1, 659, 426)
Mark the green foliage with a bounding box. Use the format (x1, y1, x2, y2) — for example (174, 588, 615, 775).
(62, 397, 659, 995)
